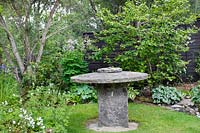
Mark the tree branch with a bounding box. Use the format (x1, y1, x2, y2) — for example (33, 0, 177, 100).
(36, 0, 59, 63)
(1, 44, 21, 83)
(89, 0, 97, 15)
(23, 0, 31, 63)
(46, 18, 86, 40)
(0, 15, 25, 73)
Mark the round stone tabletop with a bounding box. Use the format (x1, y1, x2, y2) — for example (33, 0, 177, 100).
(71, 71, 148, 84)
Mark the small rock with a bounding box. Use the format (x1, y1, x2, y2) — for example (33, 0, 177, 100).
(185, 96, 191, 99)
(189, 109, 196, 115)
(171, 105, 183, 108)
(177, 98, 194, 106)
(174, 108, 180, 111)
(195, 108, 199, 112)
(196, 114, 200, 118)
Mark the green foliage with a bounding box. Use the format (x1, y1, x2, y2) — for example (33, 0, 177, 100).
(22, 49, 65, 92)
(25, 86, 69, 132)
(0, 5, 3, 13)
(189, 0, 200, 14)
(60, 50, 97, 104)
(95, 0, 197, 86)
(152, 86, 183, 105)
(0, 74, 18, 102)
(128, 87, 139, 101)
(191, 85, 200, 111)
(67, 85, 97, 104)
(22, 48, 97, 104)
(0, 86, 70, 132)
(61, 50, 88, 87)
(0, 94, 46, 132)
(26, 85, 69, 107)
(180, 89, 193, 98)
(191, 85, 200, 104)
(195, 53, 200, 75)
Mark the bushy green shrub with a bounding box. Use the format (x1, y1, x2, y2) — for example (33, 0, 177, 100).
(22, 51, 64, 91)
(95, 0, 197, 86)
(191, 85, 200, 105)
(22, 49, 96, 104)
(152, 86, 183, 105)
(61, 50, 88, 88)
(26, 85, 70, 107)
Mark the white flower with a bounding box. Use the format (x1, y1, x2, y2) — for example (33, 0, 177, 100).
(19, 114, 23, 118)
(8, 127, 11, 132)
(41, 126, 45, 129)
(8, 108, 13, 113)
(2, 100, 8, 106)
(4, 101, 8, 105)
(12, 120, 16, 124)
(37, 121, 43, 126)
(37, 117, 42, 121)
(19, 99, 23, 103)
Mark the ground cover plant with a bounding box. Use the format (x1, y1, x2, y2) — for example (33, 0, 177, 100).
(0, 86, 70, 132)
(68, 103, 200, 133)
(152, 86, 183, 105)
(191, 85, 200, 111)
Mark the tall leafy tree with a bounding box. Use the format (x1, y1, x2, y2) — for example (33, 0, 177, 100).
(0, 0, 99, 84)
(0, 0, 60, 82)
(95, 0, 197, 86)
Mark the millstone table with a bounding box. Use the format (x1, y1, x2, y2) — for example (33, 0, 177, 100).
(71, 67, 148, 128)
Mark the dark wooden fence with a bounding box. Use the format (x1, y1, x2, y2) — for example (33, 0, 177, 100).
(84, 20, 200, 81)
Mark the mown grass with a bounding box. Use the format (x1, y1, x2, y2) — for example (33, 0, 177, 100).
(68, 103, 200, 133)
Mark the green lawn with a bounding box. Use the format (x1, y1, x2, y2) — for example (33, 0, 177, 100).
(68, 103, 200, 133)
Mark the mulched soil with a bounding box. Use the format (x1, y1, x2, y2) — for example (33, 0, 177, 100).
(175, 82, 198, 90)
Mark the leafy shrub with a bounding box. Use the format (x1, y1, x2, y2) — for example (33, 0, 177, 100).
(21, 51, 65, 94)
(95, 0, 197, 86)
(61, 50, 88, 88)
(25, 86, 69, 132)
(195, 54, 200, 75)
(67, 85, 97, 104)
(152, 86, 183, 105)
(0, 95, 46, 132)
(0, 86, 70, 132)
(191, 85, 200, 104)
(128, 87, 139, 101)
(26, 85, 70, 107)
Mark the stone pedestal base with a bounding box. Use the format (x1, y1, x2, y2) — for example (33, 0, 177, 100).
(96, 83, 128, 127)
(87, 120, 138, 132)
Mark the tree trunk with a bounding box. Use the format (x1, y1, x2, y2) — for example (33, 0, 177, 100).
(36, 0, 59, 63)
(0, 15, 25, 74)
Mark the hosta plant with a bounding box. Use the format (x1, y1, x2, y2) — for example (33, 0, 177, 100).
(191, 85, 200, 111)
(152, 86, 183, 105)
